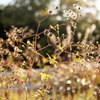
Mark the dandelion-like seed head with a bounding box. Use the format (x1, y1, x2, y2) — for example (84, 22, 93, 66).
(48, 10, 53, 14)
(55, 6, 60, 10)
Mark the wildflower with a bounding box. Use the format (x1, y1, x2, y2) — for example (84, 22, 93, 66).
(58, 46, 64, 52)
(77, 78, 80, 83)
(81, 78, 86, 85)
(48, 55, 58, 65)
(41, 73, 52, 82)
(66, 80, 72, 84)
(67, 87, 71, 91)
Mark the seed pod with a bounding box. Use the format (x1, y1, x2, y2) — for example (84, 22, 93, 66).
(48, 32, 53, 37)
(44, 29, 50, 35)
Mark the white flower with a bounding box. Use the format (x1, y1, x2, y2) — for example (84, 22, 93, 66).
(66, 80, 72, 84)
(89, 84, 92, 88)
(81, 78, 86, 85)
(67, 87, 71, 91)
(77, 78, 80, 83)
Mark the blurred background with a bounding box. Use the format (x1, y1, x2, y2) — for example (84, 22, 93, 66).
(0, 0, 100, 41)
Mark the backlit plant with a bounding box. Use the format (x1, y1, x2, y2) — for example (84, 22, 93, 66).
(0, 4, 100, 100)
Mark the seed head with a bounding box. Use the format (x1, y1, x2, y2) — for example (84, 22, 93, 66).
(48, 10, 53, 14)
(55, 6, 60, 10)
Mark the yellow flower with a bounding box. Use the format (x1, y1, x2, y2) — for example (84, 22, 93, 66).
(41, 73, 52, 82)
(47, 54, 58, 65)
(58, 46, 64, 52)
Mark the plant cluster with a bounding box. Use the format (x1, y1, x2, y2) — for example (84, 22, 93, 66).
(0, 4, 100, 100)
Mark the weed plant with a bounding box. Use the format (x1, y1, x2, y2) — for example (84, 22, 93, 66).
(0, 4, 100, 100)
